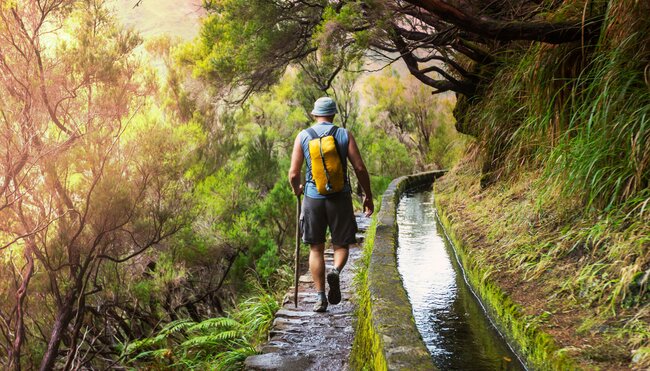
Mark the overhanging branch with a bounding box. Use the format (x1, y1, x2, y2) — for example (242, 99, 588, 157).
(404, 0, 601, 44)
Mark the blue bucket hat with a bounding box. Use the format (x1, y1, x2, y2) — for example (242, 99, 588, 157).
(311, 97, 338, 116)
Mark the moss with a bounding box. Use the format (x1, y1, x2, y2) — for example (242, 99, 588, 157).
(435, 195, 580, 370)
(351, 217, 388, 371)
(352, 171, 444, 371)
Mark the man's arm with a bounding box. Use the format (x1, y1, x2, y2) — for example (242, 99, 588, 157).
(347, 132, 374, 217)
(288, 134, 304, 196)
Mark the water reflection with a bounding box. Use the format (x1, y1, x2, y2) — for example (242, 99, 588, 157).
(396, 191, 524, 371)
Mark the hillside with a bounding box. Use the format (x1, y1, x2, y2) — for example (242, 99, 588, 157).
(436, 1, 649, 368)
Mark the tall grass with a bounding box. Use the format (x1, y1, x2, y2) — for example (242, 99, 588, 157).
(543, 32, 650, 213)
(471, 1, 649, 216)
(452, 2, 649, 362)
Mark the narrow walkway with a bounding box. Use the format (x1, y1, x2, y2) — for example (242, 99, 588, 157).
(245, 215, 371, 371)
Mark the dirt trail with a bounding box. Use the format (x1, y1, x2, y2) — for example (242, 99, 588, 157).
(245, 215, 370, 371)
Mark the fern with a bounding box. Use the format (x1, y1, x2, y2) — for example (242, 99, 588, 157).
(187, 317, 241, 333)
(180, 331, 243, 349)
(129, 347, 173, 361)
(125, 337, 162, 354)
(161, 318, 196, 335)
(125, 292, 279, 369)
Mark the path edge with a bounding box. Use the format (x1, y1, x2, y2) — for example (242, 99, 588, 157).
(351, 171, 444, 371)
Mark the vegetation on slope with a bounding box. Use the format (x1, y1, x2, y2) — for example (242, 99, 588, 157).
(437, 2, 649, 369)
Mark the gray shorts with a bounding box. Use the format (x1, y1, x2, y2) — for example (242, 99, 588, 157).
(301, 192, 357, 246)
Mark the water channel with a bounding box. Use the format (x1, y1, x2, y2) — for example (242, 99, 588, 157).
(396, 190, 525, 370)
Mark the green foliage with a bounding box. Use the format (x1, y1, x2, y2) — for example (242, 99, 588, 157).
(465, 1, 650, 216)
(354, 121, 414, 178)
(362, 69, 467, 170)
(177, 0, 323, 97)
(443, 10, 650, 367)
(2, 0, 474, 368)
(123, 292, 279, 369)
(232, 291, 280, 339)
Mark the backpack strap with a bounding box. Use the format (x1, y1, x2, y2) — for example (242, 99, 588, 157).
(305, 126, 337, 139)
(305, 127, 318, 140)
(326, 125, 339, 137)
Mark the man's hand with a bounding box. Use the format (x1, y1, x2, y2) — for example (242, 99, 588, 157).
(293, 184, 304, 196)
(348, 133, 373, 217)
(363, 196, 374, 217)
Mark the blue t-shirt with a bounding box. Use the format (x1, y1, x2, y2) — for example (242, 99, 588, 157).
(299, 122, 351, 199)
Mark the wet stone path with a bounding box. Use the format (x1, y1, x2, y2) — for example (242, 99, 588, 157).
(245, 215, 371, 371)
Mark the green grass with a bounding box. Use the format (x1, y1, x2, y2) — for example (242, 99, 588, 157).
(462, 1, 649, 221)
(448, 0, 648, 349)
(435, 164, 649, 368)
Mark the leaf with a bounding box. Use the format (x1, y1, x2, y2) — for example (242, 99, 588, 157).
(187, 317, 242, 333)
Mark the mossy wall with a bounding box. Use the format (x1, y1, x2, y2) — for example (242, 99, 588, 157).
(351, 171, 445, 371)
(434, 196, 580, 370)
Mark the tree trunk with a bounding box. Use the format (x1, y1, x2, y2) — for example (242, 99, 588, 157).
(39, 294, 75, 371)
(9, 244, 35, 371)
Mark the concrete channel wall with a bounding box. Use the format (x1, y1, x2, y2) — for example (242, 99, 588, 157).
(353, 171, 445, 370)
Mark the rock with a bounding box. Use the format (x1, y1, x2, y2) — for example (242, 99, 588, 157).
(260, 342, 290, 353)
(356, 214, 372, 231)
(274, 309, 317, 318)
(245, 353, 313, 370)
(273, 317, 307, 327)
(282, 292, 316, 305)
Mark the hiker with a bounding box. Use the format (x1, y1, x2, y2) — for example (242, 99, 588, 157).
(288, 96, 374, 312)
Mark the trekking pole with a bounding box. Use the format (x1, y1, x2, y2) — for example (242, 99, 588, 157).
(294, 194, 301, 308)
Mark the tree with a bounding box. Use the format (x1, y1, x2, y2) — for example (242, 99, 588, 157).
(0, 1, 190, 369)
(181, 0, 603, 103)
(364, 68, 461, 169)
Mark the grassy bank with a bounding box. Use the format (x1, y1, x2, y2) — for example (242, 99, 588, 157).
(435, 196, 578, 370)
(435, 164, 648, 369)
(437, 2, 649, 369)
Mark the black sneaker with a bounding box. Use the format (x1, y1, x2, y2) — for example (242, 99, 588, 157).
(327, 270, 341, 304)
(313, 297, 328, 312)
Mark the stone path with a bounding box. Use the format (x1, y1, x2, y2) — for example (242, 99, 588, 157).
(245, 215, 371, 371)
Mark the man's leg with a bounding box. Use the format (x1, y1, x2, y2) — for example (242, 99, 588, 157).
(302, 196, 328, 312)
(309, 243, 326, 292)
(326, 244, 349, 305)
(309, 243, 328, 312)
(325, 192, 358, 305)
(325, 244, 349, 305)
(332, 244, 349, 271)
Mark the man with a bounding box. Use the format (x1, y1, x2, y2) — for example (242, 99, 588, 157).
(288, 96, 374, 312)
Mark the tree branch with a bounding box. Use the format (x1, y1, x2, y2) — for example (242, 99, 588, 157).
(404, 0, 601, 44)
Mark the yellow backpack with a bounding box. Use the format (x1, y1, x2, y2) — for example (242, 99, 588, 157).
(306, 126, 345, 195)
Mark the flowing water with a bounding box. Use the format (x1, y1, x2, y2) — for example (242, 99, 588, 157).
(396, 190, 525, 370)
